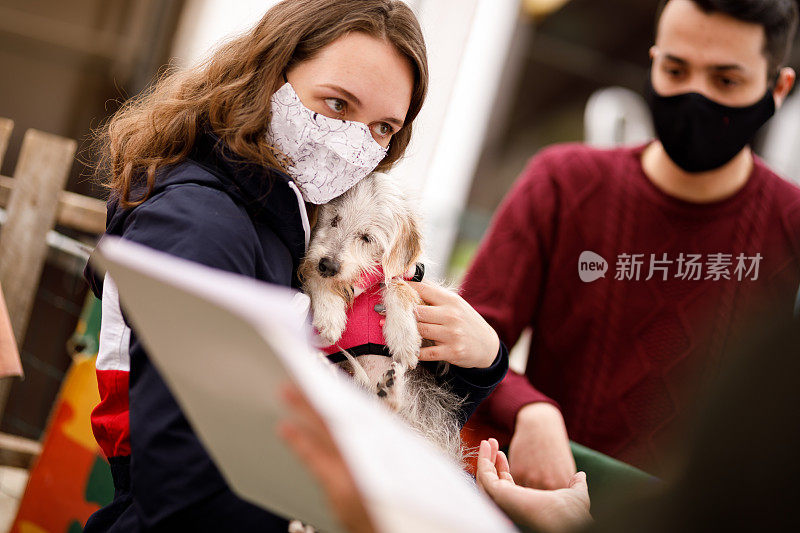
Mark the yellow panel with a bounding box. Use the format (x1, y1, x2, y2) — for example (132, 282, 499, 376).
(58, 355, 101, 451)
(18, 521, 48, 533)
(523, 0, 572, 18)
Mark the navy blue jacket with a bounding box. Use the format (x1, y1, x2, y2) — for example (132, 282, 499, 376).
(83, 133, 508, 531)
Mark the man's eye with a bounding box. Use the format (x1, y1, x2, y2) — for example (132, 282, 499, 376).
(331, 215, 340, 228)
(360, 233, 371, 243)
(371, 122, 393, 138)
(717, 77, 739, 88)
(325, 98, 346, 114)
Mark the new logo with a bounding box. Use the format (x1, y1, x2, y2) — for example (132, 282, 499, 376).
(579, 251, 608, 282)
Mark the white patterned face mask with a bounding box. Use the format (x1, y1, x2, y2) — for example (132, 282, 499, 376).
(267, 82, 389, 204)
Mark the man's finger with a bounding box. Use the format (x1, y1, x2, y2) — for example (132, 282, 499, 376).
(281, 384, 333, 444)
(570, 471, 588, 491)
(279, 421, 329, 477)
(476, 441, 500, 491)
(408, 281, 452, 306)
(497, 450, 513, 479)
(488, 438, 499, 463)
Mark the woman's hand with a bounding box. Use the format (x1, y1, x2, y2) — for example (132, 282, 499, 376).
(509, 403, 577, 490)
(278, 384, 377, 533)
(409, 281, 500, 369)
(477, 438, 591, 533)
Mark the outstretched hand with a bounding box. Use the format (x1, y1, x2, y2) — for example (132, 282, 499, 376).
(477, 438, 592, 533)
(409, 281, 499, 369)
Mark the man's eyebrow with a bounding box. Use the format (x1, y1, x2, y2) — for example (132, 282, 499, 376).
(663, 54, 688, 65)
(321, 83, 405, 128)
(663, 54, 744, 72)
(709, 64, 745, 72)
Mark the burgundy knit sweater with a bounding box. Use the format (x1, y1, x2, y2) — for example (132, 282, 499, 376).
(461, 143, 800, 474)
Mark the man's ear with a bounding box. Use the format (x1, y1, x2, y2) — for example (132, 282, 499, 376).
(774, 67, 796, 108)
(382, 212, 422, 279)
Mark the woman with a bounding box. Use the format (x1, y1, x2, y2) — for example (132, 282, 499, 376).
(84, 1, 506, 531)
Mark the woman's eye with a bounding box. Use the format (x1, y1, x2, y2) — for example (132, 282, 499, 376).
(360, 233, 371, 243)
(331, 215, 340, 228)
(325, 98, 346, 115)
(371, 122, 393, 138)
(717, 77, 739, 88)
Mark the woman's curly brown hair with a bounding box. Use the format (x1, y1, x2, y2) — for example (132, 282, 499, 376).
(95, 0, 428, 208)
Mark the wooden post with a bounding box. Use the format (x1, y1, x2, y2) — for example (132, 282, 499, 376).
(0, 118, 12, 170)
(0, 128, 77, 420)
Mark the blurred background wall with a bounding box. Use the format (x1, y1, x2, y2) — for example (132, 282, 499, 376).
(0, 0, 798, 441)
(0, 0, 184, 440)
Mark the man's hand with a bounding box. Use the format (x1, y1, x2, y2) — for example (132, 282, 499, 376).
(477, 438, 591, 533)
(509, 403, 576, 489)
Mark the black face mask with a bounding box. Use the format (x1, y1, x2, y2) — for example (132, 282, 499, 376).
(645, 79, 775, 173)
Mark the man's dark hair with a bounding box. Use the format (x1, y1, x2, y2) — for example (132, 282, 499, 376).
(656, 0, 799, 75)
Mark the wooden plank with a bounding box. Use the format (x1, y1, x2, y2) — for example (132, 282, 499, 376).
(0, 129, 76, 346)
(0, 129, 76, 424)
(0, 431, 41, 469)
(55, 189, 107, 235)
(0, 175, 106, 235)
(0, 119, 12, 169)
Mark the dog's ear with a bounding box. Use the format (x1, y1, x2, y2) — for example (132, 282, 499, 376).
(383, 211, 423, 279)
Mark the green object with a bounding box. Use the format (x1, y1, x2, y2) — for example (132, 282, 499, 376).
(68, 520, 84, 533)
(570, 441, 659, 518)
(85, 455, 115, 507)
(68, 295, 102, 356)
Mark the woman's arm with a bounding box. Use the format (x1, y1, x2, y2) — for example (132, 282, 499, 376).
(118, 184, 291, 529)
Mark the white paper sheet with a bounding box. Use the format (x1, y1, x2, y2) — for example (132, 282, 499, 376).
(93, 237, 516, 533)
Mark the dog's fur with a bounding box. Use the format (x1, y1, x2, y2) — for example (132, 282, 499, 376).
(299, 173, 464, 464)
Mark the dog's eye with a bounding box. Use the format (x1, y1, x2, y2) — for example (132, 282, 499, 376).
(331, 215, 340, 228)
(360, 233, 371, 243)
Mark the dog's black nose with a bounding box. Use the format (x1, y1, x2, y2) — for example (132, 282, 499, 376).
(318, 257, 340, 277)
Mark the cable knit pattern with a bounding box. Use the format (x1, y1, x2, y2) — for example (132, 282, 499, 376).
(461, 144, 800, 474)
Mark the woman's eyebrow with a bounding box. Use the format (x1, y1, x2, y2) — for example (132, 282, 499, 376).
(320, 84, 362, 106)
(382, 116, 404, 128)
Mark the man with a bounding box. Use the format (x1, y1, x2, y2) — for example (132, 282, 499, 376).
(461, 0, 800, 489)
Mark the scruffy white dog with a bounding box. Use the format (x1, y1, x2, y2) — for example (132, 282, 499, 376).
(299, 173, 464, 463)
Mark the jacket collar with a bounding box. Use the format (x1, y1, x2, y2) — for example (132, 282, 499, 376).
(187, 131, 309, 262)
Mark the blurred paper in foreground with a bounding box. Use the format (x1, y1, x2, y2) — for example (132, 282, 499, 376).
(91, 237, 515, 533)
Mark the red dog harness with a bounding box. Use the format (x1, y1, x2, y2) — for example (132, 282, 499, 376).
(320, 263, 423, 363)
